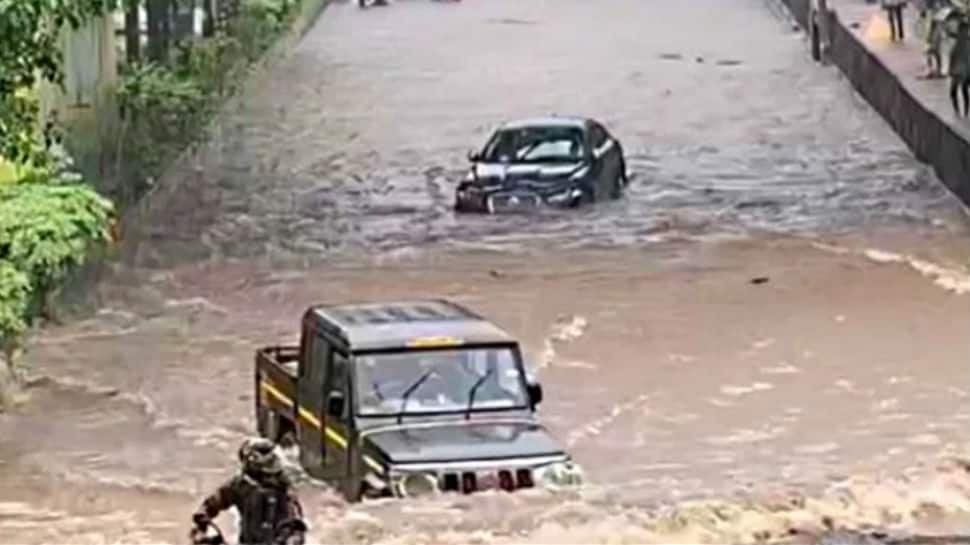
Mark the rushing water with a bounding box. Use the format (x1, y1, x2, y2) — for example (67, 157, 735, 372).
(3, 0, 970, 543)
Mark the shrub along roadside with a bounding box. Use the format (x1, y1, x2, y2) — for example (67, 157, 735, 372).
(0, 0, 123, 409)
(0, 0, 321, 409)
(0, 156, 116, 410)
(112, 0, 307, 207)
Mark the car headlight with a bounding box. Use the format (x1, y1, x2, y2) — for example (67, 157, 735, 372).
(534, 461, 584, 490)
(547, 188, 583, 204)
(392, 472, 441, 498)
(569, 166, 590, 181)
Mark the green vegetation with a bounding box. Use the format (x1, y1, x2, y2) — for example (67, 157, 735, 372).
(0, 167, 115, 347)
(0, 155, 116, 409)
(115, 0, 304, 204)
(0, 0, 121, 163)
(0, 0, 120, 405)
(0, 0, 311, 407)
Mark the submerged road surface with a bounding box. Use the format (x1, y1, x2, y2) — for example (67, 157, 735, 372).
(3, 0, 970, 543)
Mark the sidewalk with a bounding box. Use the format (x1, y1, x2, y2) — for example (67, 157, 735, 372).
(827, 0, 970, 142)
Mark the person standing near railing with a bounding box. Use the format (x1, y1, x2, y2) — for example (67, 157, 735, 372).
(947, 15, 970, 116)
(882, 0, 909, 41)
(922, 3, 946, 77)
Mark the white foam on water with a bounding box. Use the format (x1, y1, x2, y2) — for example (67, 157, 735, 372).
(163, 296, 230, 315)
(667, 353, 696, 364)
(705, 425, 788, 445)
(537, 315, 588, 370)
(811, 242, 970, 295)
(760, 362, 801, 375)
(720, 382, 775, 396)
(566, 393, 650, 447)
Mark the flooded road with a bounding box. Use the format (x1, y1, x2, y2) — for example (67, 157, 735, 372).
(129, 0, 962, 265)
(4, 0, 970, 543)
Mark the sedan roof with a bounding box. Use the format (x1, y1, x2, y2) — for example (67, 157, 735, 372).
(499, 116, 590, 130)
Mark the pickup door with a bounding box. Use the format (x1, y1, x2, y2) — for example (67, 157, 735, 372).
(297, 320, 354, 482)
(297, 326, 327, 477)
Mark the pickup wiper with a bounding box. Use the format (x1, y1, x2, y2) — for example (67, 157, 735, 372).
(397, 369, 433, 424)
(464, 368, 494, 420)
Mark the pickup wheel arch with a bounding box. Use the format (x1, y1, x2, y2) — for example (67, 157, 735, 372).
(278, 426, 296, 448)
(258, 405, 296, 446)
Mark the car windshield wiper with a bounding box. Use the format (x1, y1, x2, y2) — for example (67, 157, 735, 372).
(515, 142, 543, 161)
(464, 368, 495, 420)
(397, 369, 433, 424)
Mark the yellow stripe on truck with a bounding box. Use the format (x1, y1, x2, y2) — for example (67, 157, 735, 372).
(261, 381, 294, 408)
(259, 380, 348, 450)
(362, 455, 384, 474)
(406, 336, 464, 348)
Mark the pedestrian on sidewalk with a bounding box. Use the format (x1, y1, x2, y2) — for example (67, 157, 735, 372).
(882, 0, 909, 41)
(923, 7, 945, 77)
(946, 17, 970, 116)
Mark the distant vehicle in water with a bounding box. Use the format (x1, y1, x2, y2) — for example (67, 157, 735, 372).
(254, 299, 583, 501)
(454, 116, 628, 213)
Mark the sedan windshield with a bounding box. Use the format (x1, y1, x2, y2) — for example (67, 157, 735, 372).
(354, 347, 528, 416)
(480, 127, 585, 164)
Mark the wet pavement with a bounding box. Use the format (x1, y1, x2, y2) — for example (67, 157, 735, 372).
(4, 0, 970, 543)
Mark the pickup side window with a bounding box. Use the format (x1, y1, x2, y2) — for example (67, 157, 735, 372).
(329, 352, 350, 419)
(298, 321, 311, 379)
(311, 334, 331, 387)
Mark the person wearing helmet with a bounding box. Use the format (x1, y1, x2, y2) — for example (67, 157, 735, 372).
(191, 438, 306, 545)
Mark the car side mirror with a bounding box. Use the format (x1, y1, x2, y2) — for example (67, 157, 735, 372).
(326, 391, 345, 417)
(467, 149, 480, 162)
(527, 381, 543, 408)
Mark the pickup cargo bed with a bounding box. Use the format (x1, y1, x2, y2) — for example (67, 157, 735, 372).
(255, 346, 300, 424)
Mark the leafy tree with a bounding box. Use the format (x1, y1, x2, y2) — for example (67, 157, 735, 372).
(0, 0, 120, 161)
(0, 162, 115, 388)
(0, 0, 120, 94)
(0, 172, 115, 316)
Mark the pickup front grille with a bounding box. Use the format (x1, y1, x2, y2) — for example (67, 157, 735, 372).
(440, 469, 534, 493)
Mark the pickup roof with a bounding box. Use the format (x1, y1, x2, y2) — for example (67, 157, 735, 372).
(254, 299, 582, 501)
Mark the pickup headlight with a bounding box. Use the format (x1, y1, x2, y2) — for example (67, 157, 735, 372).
(534, 461, 584, 490)
(392, 472, 441, 498)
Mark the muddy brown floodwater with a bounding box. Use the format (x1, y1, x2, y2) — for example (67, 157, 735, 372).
(3, 0, 970, 543)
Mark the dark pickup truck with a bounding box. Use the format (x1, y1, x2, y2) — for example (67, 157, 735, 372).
(255, 299, 583, 501)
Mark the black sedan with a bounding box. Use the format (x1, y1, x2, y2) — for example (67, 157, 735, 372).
(454, 116, 628, 213)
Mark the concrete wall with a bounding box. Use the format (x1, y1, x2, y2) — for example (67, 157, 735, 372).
(37, 15, 120, 182)
(777, 0, 970, 206)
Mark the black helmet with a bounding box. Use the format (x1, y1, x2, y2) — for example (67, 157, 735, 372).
(238, 438, 282, 476)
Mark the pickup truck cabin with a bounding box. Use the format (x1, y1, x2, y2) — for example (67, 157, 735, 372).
(254, 299, 582, 501)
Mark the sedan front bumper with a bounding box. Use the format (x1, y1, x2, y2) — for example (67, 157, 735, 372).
(455, 187, 583, 213)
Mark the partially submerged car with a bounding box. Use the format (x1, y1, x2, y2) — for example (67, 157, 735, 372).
(255, 299, 583, 501)
(454, 116, 628, 213)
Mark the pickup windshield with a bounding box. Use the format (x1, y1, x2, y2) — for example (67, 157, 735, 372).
(354, 347, 528, 416)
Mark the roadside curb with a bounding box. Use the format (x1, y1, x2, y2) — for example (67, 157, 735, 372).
(777, 0, 970, 208)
